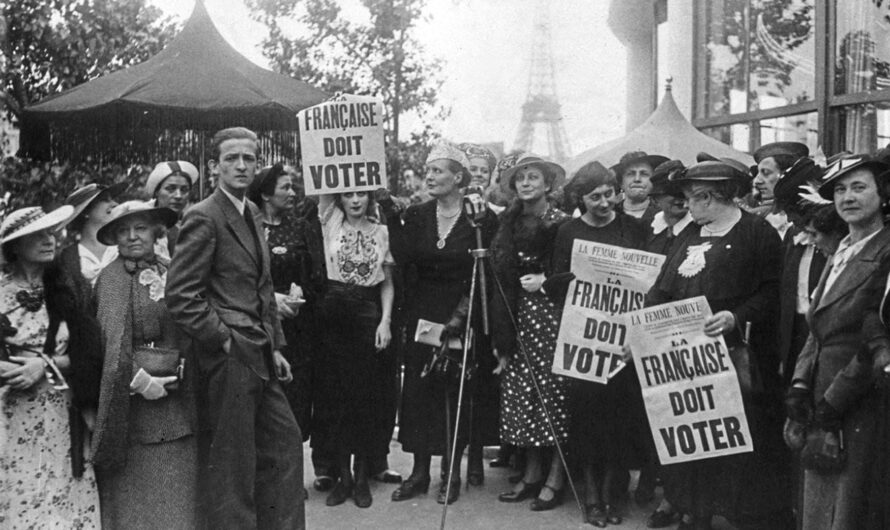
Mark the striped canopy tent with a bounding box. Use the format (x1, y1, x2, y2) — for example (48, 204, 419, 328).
(566, 83, 753, 177)
(21, 0, 327, 185)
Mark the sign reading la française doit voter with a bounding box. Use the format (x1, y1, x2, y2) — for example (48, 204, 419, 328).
(298, 94, 386, 196)
(626, 296, 753, 465)
(551, 240, 665, 384)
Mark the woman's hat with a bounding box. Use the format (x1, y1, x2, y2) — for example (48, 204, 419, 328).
(145, 161, 198, 198)
(671, 160, 749, 183)
(817, 154, 890, 200)
(247, 163, 286, 205)
(773, 157, 828, 210)
(498, 154, 566, 195)
(611, 151, 670, 179)
(753, 142, 809, 164)
(649, 160, 685, 197)
(97, 200, 178, 246)
(458, 143, 497, 172)
(0, 205, 75, 245)
(65, 182, 128, 222)
(426, 141, 471, 172)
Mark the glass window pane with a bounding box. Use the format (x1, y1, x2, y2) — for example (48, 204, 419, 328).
(757, 112, 819, 152)
(834, 2, 890, 95)
(703, 0, 815, 117)
(701, 123, 752, 152)
(835, 103, 890, 153)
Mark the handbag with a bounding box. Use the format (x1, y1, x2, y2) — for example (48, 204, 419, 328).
(421, 342, 473, 385)
(131, 301, 183, 388)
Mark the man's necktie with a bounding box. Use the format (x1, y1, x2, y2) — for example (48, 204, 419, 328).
(243, 206, 263, 272)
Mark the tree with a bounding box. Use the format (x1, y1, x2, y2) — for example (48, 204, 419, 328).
(0, 0, 177, 120)
(247, 0, 447, 191)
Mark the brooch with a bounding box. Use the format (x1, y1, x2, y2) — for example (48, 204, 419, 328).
(678, 242, 712, 278)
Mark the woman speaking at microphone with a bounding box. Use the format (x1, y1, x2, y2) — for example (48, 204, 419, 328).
(384, 140, 497, 505)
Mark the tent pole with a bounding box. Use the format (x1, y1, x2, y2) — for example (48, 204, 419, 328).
(199, 130, 206, 200)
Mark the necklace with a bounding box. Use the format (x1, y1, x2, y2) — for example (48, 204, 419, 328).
(436, 203, 461, 249)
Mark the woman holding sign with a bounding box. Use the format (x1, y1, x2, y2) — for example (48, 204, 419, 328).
(550, 160, 646, 526)
(315, 189, 395, 508)
(643, 159, 790, 529)
(789, 154, 890, 530)
(385, 141, 496, 505)
(490, 155, 571, 511)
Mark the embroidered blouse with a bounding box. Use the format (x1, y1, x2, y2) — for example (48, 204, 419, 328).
(321, 202, 394, 287)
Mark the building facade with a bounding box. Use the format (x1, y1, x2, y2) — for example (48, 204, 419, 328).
(609, 0, 890, 156)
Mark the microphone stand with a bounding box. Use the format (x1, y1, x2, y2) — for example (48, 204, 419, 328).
(439, 204, 584, 529)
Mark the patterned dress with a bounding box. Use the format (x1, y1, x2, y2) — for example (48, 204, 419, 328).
(0, 274, 100, 529)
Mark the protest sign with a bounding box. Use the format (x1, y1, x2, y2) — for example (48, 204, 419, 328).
(626, 296, 753, 464)
(298, 94, 386, 195)
(551, 240, 664, 384)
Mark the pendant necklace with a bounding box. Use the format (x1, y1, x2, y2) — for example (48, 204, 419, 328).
(436, 203, 460, 249)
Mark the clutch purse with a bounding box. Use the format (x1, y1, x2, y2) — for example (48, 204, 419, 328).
(133, 345, 184, 389)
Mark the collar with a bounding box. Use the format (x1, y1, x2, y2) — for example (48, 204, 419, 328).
(219, 187, 246, 215)
(652, 212, 693, 236)
(793, 230, 815, 246)
(123, 254, 167, 275)
(834, 230, 880, 263)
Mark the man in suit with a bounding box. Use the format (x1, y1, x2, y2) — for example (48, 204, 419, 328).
(166, 127, 304, 529)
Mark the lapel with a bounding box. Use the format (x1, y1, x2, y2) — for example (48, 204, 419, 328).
(814, 226, 890, 313)
(213, 188, 259, 268)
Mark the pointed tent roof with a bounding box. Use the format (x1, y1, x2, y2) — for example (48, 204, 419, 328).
(24, 0, 327, 130)
(565, 84, 753, 176)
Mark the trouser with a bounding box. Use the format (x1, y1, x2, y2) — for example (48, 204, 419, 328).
(200, 356, 304, 530)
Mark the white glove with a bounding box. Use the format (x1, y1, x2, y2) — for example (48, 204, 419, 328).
(129, 368, 176, 400)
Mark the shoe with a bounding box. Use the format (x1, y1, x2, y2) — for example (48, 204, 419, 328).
(647, 508, 680, 528)
(605, 504, 622, 524)
(373, 470, 402, 484)
(391, 475, 431, 502)
(497, 479, 543, 502)
(467, 472, 484, 486)
(313, 475, 335, 492)
(489, 456, 510, 468)
(436, 479, 460, 505)
(530, 485, 563, 511)
(586, 503, 607, 528)
(353, 481, 372, 508)
(325, 480, 352, 506)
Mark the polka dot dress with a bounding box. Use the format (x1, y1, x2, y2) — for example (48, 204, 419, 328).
(500, 290, 571, 447)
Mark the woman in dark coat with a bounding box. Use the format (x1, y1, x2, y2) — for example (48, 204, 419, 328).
(550, 161, 647, 526)
(645, 159, 792, 529)
(490, 155, 571, 511)
(787, 155, 890, 530)
(386, 141, 497, 505)
(92, 201, 198, 529)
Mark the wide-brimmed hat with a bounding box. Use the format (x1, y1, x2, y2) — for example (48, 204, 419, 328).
(753, 142, 809, 164)
(671, 160, 749, 184)
(0, 205, 75, 245)
(65, 182, 128, 222)
(97, 200, 178, 246)
(611, 151, 670, 179)
(649, 160, 685, 197)
(499, 155, 566, 195)
(773, 157, 828, 210)
(817, 154, 890, 200)
(145, 161, 198, 198)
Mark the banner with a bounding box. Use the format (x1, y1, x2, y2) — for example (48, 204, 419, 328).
(551, 240, 665, 384)
(297, 94, 386, 195)
(626, 296, 753, 464)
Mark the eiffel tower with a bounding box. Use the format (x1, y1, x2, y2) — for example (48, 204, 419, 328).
(512, 1, 571, 163)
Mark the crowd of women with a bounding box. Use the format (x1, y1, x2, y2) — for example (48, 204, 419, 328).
(1, 133, 889, 530)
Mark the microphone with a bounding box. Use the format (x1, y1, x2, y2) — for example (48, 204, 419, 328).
(462, 186, 486, 226)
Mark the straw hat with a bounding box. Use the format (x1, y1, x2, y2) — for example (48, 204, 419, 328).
(0, 205, 75, 245)
(97, 200, 178, 246)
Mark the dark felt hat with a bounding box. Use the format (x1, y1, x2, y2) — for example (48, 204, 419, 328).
(773, 157, 825, 210)
(247, 163, 286, 205)
(649, 160, 685, 197)
(65, 182, 128, 223)
(671, 160, 749, 184)
(817, 154, 890, 200)
(611, 151, 670, 179)
(564, 160, 615, 198)
(753, 142, 809, 164)
(499, 155, 566, 195)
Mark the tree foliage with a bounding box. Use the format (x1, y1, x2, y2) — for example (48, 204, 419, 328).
(0, 0, 177, 119)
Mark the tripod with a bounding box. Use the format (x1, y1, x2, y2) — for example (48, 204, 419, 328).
(438, 218, 585, 529)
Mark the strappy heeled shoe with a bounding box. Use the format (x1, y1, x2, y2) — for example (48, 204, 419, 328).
(497, 479, 543, 502)
(530, 484, 564, 511)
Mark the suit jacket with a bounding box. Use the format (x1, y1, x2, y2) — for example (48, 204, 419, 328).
(165, 188, 284, 379)
(778, 228, 826, 369)
(793, 226, 890, 413)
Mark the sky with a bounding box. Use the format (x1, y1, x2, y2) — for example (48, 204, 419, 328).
(150, 0, 628, 160)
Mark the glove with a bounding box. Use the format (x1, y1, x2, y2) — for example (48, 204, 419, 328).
(129, 368, 176, 400)
(783, 386, 813, 424)
(813, 399, 842, 432)
(542, 272, 575, 299)
(783, 418, 807, 451)
(800, 428, 845, 474)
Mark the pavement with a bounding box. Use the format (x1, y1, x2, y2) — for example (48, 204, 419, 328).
(302, 439, 684, 530)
